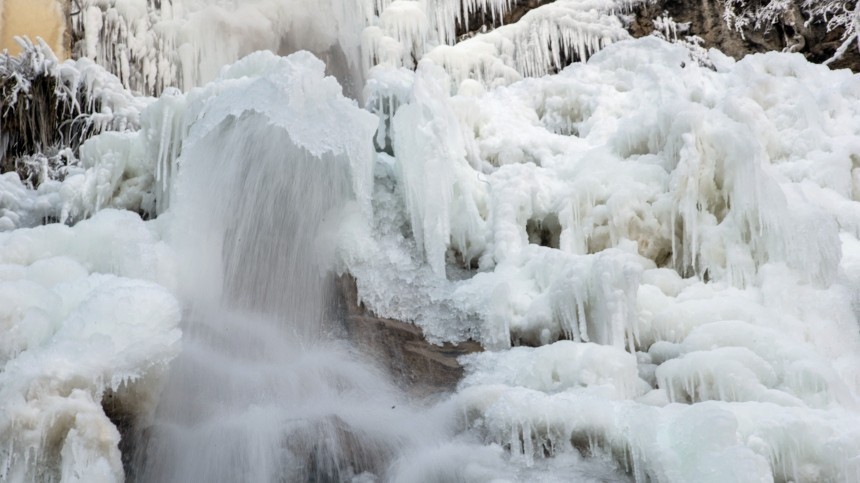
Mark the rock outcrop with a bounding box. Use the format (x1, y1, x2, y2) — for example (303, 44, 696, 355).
(631, 0, 860, 71)
(338, 275, 482, 397)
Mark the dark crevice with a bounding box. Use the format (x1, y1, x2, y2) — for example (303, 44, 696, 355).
(527, 213, 561, 249)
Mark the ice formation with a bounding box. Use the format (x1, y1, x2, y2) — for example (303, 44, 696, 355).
(0, 210, 181, 481)
(72, 0, 368, 94)
(0, 39, 150, 229)
(127, 50, 482, 482)
(72, 0, 644, 95)
(343, 35, 860, 483)
(2, 0, 860, 482)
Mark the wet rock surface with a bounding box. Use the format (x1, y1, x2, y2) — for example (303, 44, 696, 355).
(337, 275, 482, 397)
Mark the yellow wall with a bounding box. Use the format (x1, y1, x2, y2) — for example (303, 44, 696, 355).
(0, 0, 67, 58)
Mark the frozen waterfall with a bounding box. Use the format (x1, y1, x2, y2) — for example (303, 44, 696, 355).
(2, 0, 860, 482)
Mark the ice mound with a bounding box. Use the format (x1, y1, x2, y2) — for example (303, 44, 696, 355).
(346, 35, 860, 342)
(342, 36, 860, 481)
(0, 210, 181, 482)
(454, 343, 860, 482)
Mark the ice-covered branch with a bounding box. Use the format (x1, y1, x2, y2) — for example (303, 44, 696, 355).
(1, 38, 142, 177)
(723, 0, 860, 61)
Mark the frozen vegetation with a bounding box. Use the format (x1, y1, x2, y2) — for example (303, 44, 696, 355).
(722, 0, 859, 60)
(0, 38, 151, 230)
(2, 0, 860, 481)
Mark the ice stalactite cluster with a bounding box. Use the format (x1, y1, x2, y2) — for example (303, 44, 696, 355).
(72, 0, 367, 94)
(343, 37, 860, 481)
(0, 39, 143, 169)
(364, 0, 644, 88)
(73, 0, 648, 96)
(423, 0, 633, 87)
(362, 0, 518, 70)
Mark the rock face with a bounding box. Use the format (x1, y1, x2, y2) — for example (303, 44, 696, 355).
(631, 0, 860, 71)
(457, 0, 860, 72)
(337, 275, 482, 397)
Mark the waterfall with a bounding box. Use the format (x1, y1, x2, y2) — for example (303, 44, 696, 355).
(126, 53, 447, 481)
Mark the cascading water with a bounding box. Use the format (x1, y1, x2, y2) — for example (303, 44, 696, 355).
(129, 55, 447, 482)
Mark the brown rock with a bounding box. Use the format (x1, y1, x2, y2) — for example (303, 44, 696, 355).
(631, 0, 860, 72)
(337, 274, 482, 397)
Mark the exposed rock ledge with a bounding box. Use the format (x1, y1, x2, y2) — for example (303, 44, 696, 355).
(631, 0, 860, 72)
(337, 275, 483, 397)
